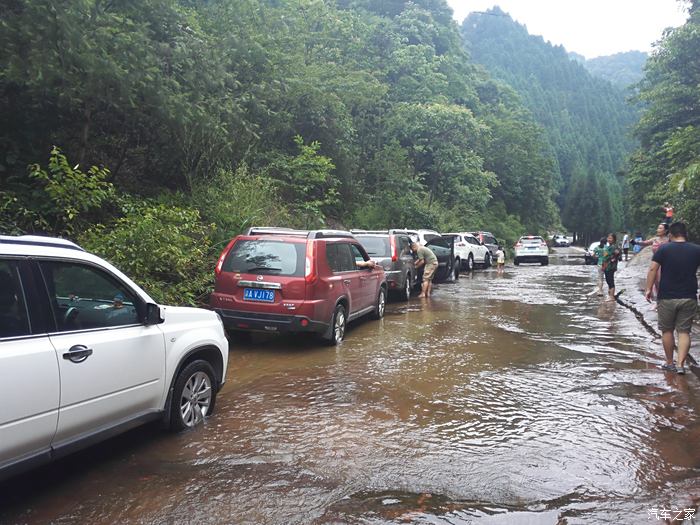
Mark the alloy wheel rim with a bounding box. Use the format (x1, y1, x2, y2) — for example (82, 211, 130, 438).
(405, 278, 411, 300)
(378, 292, 385, 317)
(335, 310, 346, 342)
(180, 371, 212, 427)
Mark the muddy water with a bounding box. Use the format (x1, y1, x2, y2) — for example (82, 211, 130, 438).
(2, 255, 700, 524)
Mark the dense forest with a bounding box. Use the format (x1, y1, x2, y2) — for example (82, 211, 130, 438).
(581, 51, 648, 89)
(626, 0, 700, 234)
(1, 0, 697, 304)
(461, 7, 640, 243)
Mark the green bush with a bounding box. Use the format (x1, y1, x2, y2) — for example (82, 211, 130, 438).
(80, 202, 214, 306)
(191, 165, 295, 247)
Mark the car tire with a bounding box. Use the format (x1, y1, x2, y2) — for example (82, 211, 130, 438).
(465, 254, 474, 272)
(323, 304, 346, 345)
(454, 262, 460, 280)
(402, 274, 412, 301)
(372, 288, 386, 320)
(514, 257, 520, 266)
(541, 257, 549, 266)
(484, 253, 491, 268)
(169, 360, 217, 431)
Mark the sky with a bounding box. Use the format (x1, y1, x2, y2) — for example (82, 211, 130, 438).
(447, 0, 689, 58)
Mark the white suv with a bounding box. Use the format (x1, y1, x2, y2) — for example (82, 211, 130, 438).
(443, 232, 492, 271)
(514, 235, 549, 266)
(0, 236, 229, 480)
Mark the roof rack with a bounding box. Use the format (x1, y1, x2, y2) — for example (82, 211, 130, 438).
(0, 235, 85, 252)
(245, 227, 355, 240)
(351, 229, 390, 235)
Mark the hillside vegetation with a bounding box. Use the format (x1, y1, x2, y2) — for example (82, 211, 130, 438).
(461, 7, 640, 243)
(1, 0, 697, 304)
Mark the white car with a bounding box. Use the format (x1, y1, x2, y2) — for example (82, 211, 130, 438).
(551, 234, 571, 247)
(389, 228, 441, 245)
(514, 235, 549, 265)
(443, 232, 492, 271)
(0, 235, 229, 480)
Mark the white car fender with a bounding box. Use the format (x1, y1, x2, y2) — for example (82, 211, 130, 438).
(158, 306, 229, 408)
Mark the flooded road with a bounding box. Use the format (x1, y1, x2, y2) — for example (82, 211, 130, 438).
(2, 253, 700, 524)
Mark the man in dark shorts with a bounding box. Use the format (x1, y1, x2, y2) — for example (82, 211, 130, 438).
(645, 222, 700, 374)
(411, 241, 438, 298)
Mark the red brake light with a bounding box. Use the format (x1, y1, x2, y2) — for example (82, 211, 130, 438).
(215, 240, 235, 276)
(390, 235, 398, 262)
(305, 240, 317, 283)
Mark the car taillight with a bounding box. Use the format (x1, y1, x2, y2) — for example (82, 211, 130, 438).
(515, 243, 522, 248)
(215, 240, 235, 276)
(305, 240, 317, 283)
(390, 236, 398, 262)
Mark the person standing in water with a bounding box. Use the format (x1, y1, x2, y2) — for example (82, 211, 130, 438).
(633, 223, 670, 302)
(645, 222, 700, 374)
(411, 241, 438, 298)
(601, 233, 621, 302)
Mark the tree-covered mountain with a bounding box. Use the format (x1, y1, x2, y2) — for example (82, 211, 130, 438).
(626, 1, 699, 234)
(0, 0, 561, 303)
(584, 51, 648, 88)
(461, 7, 640, 242)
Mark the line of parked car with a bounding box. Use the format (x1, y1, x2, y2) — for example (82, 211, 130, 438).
(210, 227, 503, 346)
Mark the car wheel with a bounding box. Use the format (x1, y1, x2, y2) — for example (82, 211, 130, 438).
(484, 253, 491, 268)
(169, 360, 217, 431)
(372, 288, 386, 319)
(323, 304, 346, 345)
(514, 257, 520, 266)
(454, 262, 460, 280)
(466, 254, 474, 272)
(402, 274, 412, 301)
(541, 257, 549, 266)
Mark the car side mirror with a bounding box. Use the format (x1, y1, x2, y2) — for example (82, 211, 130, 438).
(145, 303, 164, 325)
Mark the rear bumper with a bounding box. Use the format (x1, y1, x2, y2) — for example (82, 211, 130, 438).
(515, 252, 548, 262)
(214, 308, 328, 334)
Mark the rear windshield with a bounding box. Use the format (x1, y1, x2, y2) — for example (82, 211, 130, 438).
(223, 240, 305, 276)
(423, 233, 440, 243)
(521, 237, 544, 244)
(355, 236, 391, 257)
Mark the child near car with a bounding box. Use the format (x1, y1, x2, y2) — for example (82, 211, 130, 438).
(496, 247, 505, 274)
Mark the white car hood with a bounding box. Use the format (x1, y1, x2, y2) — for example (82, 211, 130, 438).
(160, 305, 219, 323)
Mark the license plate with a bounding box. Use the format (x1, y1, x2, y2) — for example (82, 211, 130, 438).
(243, 288, 275, 302)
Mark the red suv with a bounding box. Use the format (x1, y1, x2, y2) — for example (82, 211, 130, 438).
(210, 228, 387, 344)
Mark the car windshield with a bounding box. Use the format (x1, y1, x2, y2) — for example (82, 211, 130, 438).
(521, 237, 544, 244)
(223, 240, 305, 276)
(355, 236, 391, 257)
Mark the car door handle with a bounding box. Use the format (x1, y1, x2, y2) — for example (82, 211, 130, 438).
(63, 344, 93, 363)
(343, 279, 351, 285)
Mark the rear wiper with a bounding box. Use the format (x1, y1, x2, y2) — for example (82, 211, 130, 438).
(245, 267, 282, 273)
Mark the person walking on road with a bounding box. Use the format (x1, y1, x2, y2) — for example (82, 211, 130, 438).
(622, 232, 630, 261)
(495, 246, 505, 275)
(601, 233, 621, 302)
(645, 222, 700, 374)
(411, 241, 438, 298)
(589, 237, 606, 296)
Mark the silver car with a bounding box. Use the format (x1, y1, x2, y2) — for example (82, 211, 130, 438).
(353, 231, 417, 300)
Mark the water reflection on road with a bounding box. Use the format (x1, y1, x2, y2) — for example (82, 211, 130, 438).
(2, 252, 699, 524)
